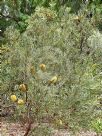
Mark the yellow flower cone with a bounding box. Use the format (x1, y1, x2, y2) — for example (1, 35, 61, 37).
(10, 95, 17, 102)
(59, 119, 63, 125)
(39, 64, 46, 72)
(49, 76, 58, 85)
(19, 84, 27, 92)
(18, 99, 24, 105)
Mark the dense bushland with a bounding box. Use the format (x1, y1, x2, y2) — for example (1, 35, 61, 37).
(1, 6, 102, 135)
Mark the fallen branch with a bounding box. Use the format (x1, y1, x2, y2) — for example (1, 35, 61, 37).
(24, 120, 33, 136)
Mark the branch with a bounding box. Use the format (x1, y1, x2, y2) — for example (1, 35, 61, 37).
(80, 36, 84, 53)
(24, 120, 33, 136)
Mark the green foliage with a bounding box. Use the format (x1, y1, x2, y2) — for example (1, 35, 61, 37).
(91, 118, 102, 134)
(1, 6, 102, 134)
(0, 0, 102, 35)
(87, 0, 102, 31)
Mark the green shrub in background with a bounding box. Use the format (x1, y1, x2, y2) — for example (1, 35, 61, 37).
(1, 7, 102, 134)
(0, 0, 101, 36)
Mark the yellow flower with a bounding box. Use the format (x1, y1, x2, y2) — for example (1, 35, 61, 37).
(19, 84, 27, 92)
(74, 16, 79, 20)
(59, 119, 63, 125)
(73, 16, 82, 24)
(39, 64, 46, 71)
(10, 95, 17, 102)
(55, 119, 63, 126)
(48, 76, 58, 85)
(18, 99, 24, 105)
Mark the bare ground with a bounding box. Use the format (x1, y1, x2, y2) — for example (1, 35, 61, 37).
(0, 120, 98, 136)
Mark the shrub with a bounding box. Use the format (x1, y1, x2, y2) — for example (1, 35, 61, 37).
(1, 7, 102, 133)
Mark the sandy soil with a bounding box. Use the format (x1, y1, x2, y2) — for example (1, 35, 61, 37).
(0, 120, 98, 136)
